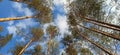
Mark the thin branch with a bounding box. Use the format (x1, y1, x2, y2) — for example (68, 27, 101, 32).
(18, 38, 33, 55)
(0, 16, 32, 22)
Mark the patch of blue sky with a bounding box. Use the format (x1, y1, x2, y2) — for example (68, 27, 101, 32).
(0, 0, 15, 17)
(0, 22, 8, 36)
(0, 0, 69, 55)
(0, 0, 39, 54)
(52, 1, 69, 54)
(52, 4, 66, 19)
(0, 34, 18, 54)
(0, 0, 16, 36)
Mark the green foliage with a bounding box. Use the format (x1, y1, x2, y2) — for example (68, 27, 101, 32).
(32, 44, 42, 55)
(68, 0, 113, 54)
(62, 35, 73, 46)
(46, 25, 57, 38)
(0, 26, 2, 32)
(31, 28, 44, 41)
(12, 45, 24, 55)
(47, 40, 59, 55)
(68, 12, 78, 26)
(66, 45, 77, 55)
(34, 45, 41, 52)
(80, 48, 93, 55)
(11, 0, 52, 24)
(28, 0, 52, 24)
(70, 0, 104, 19)
(0, 34, 13, 48)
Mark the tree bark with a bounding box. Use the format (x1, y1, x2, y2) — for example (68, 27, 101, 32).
(79, 15, 120, 31)
(82, 34, 113, 55)
(47, 33, 53, 55)
(18, 38, 33, 55)
(79, 24, 120, 41)
(74, 27, 114, 55)
(0, 16, 32, 22)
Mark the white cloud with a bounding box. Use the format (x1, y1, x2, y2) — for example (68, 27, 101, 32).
(24, 8, 33, 16)
(13, 2, 23, 12)
(53, 0, 71, 39)
(53, 0, 72, 13)
(7, 26, 17, 34)
(53, 0, 73, 6)
(53, 0, 67, 5)
(56, 15, 69, 35)
(16, 19, 38, 29)
(7, 2, 38, 35)
(7, 21, 14, 25)
(13, 2, 33, 16)
(7, 19, 39, 35)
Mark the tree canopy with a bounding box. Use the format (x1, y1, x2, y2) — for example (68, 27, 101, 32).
(0, 0, 120, 55)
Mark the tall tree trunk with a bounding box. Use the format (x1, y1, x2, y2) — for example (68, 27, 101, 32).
(47, 39, 51, 55)
(18, 38, 33, 55)
(80, 34, 113, 55)
(79, 25, 120, 41)
(0, 16, 32, 22)
(47, 33, 53, 55)
(74, 27, 114, 55)
(78, 15, 120, 31)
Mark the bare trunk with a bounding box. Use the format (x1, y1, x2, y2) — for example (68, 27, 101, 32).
(79, 25, 120, 41)
(18, 38, 33, 55)
(47, 40, 51, 55)
(81, 34, 113, 55)
(0, 16, 32, 22)
(79, 15, 120, 31)
(47, 33, 53, 55)
(75, 28, 114, 55)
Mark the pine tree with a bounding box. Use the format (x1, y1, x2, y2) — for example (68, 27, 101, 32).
(46, 25, 58, 55)
(0, 0, 119, 55)
(67, 0, 118, 55)
(18, 28, 44, 55)
(0, 34, 13, 49)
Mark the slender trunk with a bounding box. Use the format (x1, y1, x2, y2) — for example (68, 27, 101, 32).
(47, 33, 53, 55)
(47, 39, 50, 55)
(70, 9, 115, 55)
(84, 19, 120, 31)
(79, 25, 120, 41)
(18, 38, 33, 55)
(0, 16, 32, 22)
(74, 27, 114, 55)
(73, 10, 120, 31)
(82, 35, 113, 55)
(79, 15, 120, 31)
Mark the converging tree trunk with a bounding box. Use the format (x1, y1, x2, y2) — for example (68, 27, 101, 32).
(78, 15, 120, 31)
(74, 27, 114, 55)
(79, 24, 120, 41)
(18, 38, 33, 55)
(0, 16, 32, 22)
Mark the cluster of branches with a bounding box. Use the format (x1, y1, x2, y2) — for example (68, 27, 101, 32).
(0, 0, 120, 55)
(66, 0, 120, 55)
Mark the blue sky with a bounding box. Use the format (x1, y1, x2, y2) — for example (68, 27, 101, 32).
(0, 0, 17, 54)
(0, 0, 40, 54)
(0, 0, 69, 55)
(1, 0, 120, 55)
